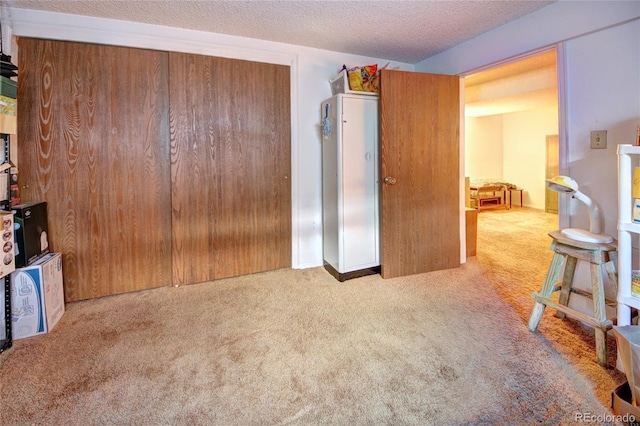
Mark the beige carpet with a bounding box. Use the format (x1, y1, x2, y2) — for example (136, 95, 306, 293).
(475, 206, 625, 404)
(0, 207, 626, 425)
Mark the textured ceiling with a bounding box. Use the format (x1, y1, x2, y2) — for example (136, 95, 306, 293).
(2, 0, 559, 116)
(2, 0, 555, 64)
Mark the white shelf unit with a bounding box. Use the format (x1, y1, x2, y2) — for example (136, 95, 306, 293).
(617, 144, 640, 326)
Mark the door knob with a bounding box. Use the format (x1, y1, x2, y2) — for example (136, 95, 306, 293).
(384, 177, 397, 185)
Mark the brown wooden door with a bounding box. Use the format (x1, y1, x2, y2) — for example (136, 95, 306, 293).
(18, 38, 172, 301)
(169, 53, 291, 285)
(379, 70, 460, 278)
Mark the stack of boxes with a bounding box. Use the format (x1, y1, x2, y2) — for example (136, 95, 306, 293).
(0, 211, 15, 350)
(9, 201, 65, 340)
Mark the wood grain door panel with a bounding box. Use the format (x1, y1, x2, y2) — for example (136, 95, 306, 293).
(380, 70, 460, 278)
(18, 38, 172, 301)
(169, 53, 291, 285)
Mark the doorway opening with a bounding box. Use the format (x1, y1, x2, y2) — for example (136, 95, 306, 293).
(463, 48, 561, 255)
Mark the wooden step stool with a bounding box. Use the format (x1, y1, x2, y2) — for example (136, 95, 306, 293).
(527, 230, 618, 367)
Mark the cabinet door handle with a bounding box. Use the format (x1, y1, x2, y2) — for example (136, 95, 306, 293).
(384, 177, 396, 185)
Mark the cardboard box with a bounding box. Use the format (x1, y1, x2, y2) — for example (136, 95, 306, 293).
(0, 115, 16, 135)
(0, 211, 15, 279)
(12, 201, 50, 267)
(10, 253, 64, 340)
(611, 381, 640, 425)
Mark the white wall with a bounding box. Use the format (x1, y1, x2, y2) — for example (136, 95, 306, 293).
(1, 8, 414, 270)
(465, 115, 503, 180)
(419, 2, 640, 238)
(422, 2, 639, 319)
(502, 106, 558, 210)
(465, 106, 558, 210)
(563, 17, 640, 317)
(565, 19, 640, 240)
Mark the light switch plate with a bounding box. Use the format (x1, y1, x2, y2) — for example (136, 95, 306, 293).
(590, 130, 607, 149)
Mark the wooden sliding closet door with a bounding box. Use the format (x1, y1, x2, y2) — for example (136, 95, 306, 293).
(18, 38, 172, 301)
(169, 53, 291, 285)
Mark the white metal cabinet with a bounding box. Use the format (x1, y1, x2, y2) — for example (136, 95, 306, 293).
(321, 94, 380, 280)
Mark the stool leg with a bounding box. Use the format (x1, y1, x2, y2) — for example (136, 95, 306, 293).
(529, 252, 566, 332)
(605, 255, 624, 326)
(591, 263, 608, 367)
(595, 329, 607, 367)
(604, 259, 618, 297)
(556, 256, 578, 319)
